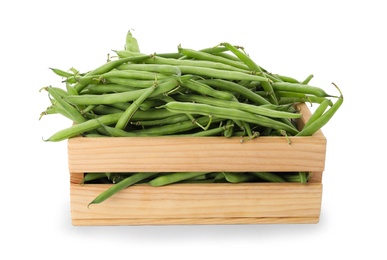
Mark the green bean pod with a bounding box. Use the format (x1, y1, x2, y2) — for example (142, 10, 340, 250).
(220, 42, 278, 104)
(149, 172, 209, 186)
(44, 113, 123, 142)
(88, 172, 159, 206)
(176, 94, 301, 119)
(117, 63, 181, 76)
(66, 79, 179, 105)
(178, 46, 249, 70)
(115, 83, 158, 129)
(162, 102, 299, 135)
(181, 80, 234, 101)
(74, 55, 152, 92)
(272, 82, 333, 97)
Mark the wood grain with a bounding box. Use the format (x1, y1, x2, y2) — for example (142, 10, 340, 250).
(70, 180, 322, 225)
(67, 103, 326, 225)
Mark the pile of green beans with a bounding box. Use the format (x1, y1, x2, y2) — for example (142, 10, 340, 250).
(40, 31, 343, 141)
(83, 171, 310, 206)
(40, 31, 343, 205)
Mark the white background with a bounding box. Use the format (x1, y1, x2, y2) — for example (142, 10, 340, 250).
(1, 0, 386, 259)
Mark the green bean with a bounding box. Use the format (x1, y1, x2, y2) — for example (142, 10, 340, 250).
(221, 42, 278, 104)
(103, 77, 171, 88)
(115, 82, 158, 129)
(155, 52, 184, 59)
(82, 84, 139, 94)
(124, 30, 140, 53)
(45, 86, 86, 123)
(117, 63, 181, 76)
(74, 55, 152, 92)
(178, 46, 249, 70)
(199, 46, 229, 54)
(149, 172, 209, 186)
(275, 91, 334, 106)
(100, 69, 171, 81)
(223, 120, 234, 137)
(88, 172, 158, 206)
(222, 172, 257, 183)
(251, 172, 286, 182)
(200, 79, 270, 105)
(176, 94, 301, 119)
(184, 124, 234, 137)
(143, 55, 249, 73)
(303, 99, 331, 129)
(296, 84, 343, 136)
(302, 74, 314, 85)
(50, 68, 74, 78)
(162, 102, 299, 135)
(277, 96, 332, 106)
(99, 124, 143, 137)
(81, 173, 108, 184)
(181, 80, 234, 101)
(272, 82, 334, 97)
(66, 79, 179, 105)
(177, 66, 268, 83)
(274, 74, 299, 83)
(132, 114, 190, 126)
(44, 113, 123, 142)
(299, 172, 308, 183)
(139, 99, 162, 110)
(92, 105, 124, 115)
(132, 116, 223, 136)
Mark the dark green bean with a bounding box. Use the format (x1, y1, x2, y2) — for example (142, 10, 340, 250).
(251, 172, 286, 182)
(81, 173, 108, 184)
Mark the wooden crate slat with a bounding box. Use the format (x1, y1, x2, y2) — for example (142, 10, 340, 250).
(70, 182, 322, 223)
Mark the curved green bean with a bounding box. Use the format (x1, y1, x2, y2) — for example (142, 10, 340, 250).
(115, 83, 158, 129)
(149, 172, 209, 186)
(297, 84, 343, 136)
(88, 172, 158, 206)
(162, 102, 299, 135)
(176, 94, 301, 119)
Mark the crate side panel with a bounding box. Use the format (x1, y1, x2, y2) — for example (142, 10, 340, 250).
(70, 182, 322, 221)
(68, 136, 326, 173)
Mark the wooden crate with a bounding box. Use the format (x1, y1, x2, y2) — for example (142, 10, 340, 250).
(68, 103, 326, 226)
